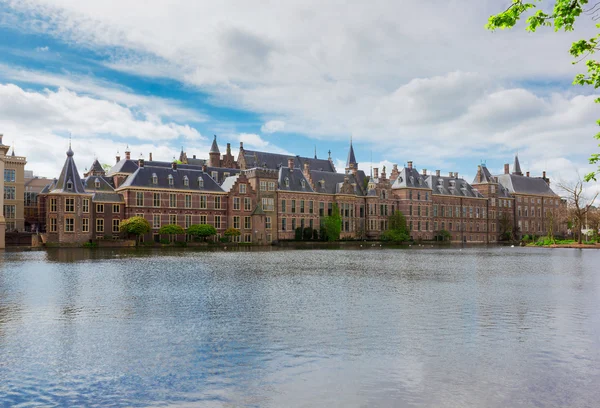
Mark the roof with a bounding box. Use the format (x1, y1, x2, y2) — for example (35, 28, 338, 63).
(210, 135, 220, 154)
(278, 167, 314, 192)
(346, 141, 357, 168)
(89, 159, 105, 174)
(50, 145, 86, 194)
(310, 169, 366, 195)
(92, 192, 124, 203)
(472, 165, 495, 184)
(107, 159, 139, 176)
(427, 175, 484, 198)
(513, 155, 523, 176)
(24, 177, 55, 192)
(83, 175, 116, 192)
(118, 165, 224, 192)
(243, 149, 336, 172)
(495, 174, 558, 197)
(220, 174, 240, 192)
(391, 167, 429, 189)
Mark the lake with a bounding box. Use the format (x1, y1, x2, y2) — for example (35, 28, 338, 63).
(1, 246, 599, 407)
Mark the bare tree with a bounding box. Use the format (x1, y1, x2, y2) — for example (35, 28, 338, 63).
(558, 179, 599, 244)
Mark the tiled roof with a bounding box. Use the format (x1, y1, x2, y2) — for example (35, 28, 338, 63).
(495, 174, 558, 197)
(278, 167, 314, 192)
(118, 166, 224, 192)
(427, 175, 484, 198)
(92, 192, 124, 203)
(243, 149, 336, 172)
(107, 159, 139, 176)
(51, 146, 86, 194)
(513, 155, 523, 176)
(89, 159, 105, 174)
(392, 167, 429, 189)
(310, 170, 366, 195)
(210, 135, 220, 154)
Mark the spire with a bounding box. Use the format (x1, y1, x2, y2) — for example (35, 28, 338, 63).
(67, 138, 73, 157)
(210, 135, 220, 154)
(346, 138, 357, 169)
(314, 145, 317, 159)
(513, 153, 523, 176)
(53, 143, 85, 193)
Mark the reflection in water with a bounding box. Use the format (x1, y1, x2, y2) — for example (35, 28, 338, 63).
(0, 247, 599, 407)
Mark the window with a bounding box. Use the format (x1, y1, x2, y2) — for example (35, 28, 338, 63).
(94, 179, 101, 189)
(168, 174, 174, 186)
(433, 205, 438, 217)
(50, 198, 57, 212)
(113, 204, 120, 213)
(64, 217, 74, 232)
(200, 195, 207, 209)
(50, 217, 57, 232)
(169, 214, 177, 225)
(292, 218, 296, 230)
(185, 215, 192, 229)
(262, 198, 274, 211)
(301, 179, 306, 188)
(244, 234, 252, 243)
(233, 197, 241, 210)
(153, 214, 161, 229)
(309, 201, 314, 214)
(260, 181, 267, 191)
(183, 176, 189, 187)
(185, 195, 192, 208)
(66, 181, 73, 191)
(96, 219, 104, 233)
(3, 186, 15, 200)
(281, 199, 286, 213)
(214, 215, 221, 229)
(300, 200, 305, 213)
(284, 178, 289, 187)
(244, 216, 251, 229)
(282, 218, 287, 231)
(239, 184, 246, 194)
(4, 169, 16, 182)
(266, 216, 272, 229)
(291, 200, 296, 213)
(65, 198, 75, 212)
(169, 194, 177, 208)
(268, 182, 276, 191)
(319, 202, 324, 217)
(82, 218, 89, 232)
(244, 197, 252, 211)
(113, 219, 120, 233)
(198, 177, 204, 188)
(200, 215, 207, 224)
(152, 173, 158, 184)
(81, 199, 89, 213)
(153, 193, 160, 207)
(214, 196, 222, 209)
(211, 171, 218, 181)
(233, 216, 240, 229)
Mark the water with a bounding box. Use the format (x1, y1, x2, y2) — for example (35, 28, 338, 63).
(1, 246, 599, 407)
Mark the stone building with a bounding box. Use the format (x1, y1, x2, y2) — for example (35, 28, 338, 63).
(4, 145, 27, 232)
(24, 175, 54, 232)
(40, 136, 566, 245)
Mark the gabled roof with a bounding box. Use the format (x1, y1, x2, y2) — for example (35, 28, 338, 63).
(107, 159, 139, 176)
(427, 175, 484, 198)
(278, 167, 314, 192)
(472, 165, 495, 184)
(391, 167, 429, 189)
(243, 149, 336, 172)
(89, 159, 105, 175)
(310, 169, 366, 195)
(118, 166, 224, 192)
(50, 145, 86, 194)
(83, 175, 115, 192)
(495, 174, 557, 197)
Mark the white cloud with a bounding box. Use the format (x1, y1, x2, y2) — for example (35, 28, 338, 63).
(35, 46, 49, 52)
(261, 120, 285, 134)
(238, 133, 292, 156)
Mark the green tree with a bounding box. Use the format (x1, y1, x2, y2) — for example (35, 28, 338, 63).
(158, 224, 185, 235)
(322, 202, 342, 241)
(223, 227, 241, 242)
(499, 212, 514, 241)
(187, 224, 217, 241)
(436, 229, 452, 242)
(382, 210, 410, 242)
(487, 0, 600, 181)
(120, 216, 150, 243)
(303, 227, 313, 240)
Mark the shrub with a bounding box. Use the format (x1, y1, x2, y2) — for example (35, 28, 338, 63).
(294, 227, 303, 241)
(158, 224, 185, 235)
(187, 224, 217, 241)
(159, 238, 171, 245)
(303, 227, 313, 240)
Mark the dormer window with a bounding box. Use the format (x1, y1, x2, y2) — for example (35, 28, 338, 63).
(152, 173, 158, 184)
(211, 171, 218, 181)
(66, 180, 73, 191)
(301, 179, 305, 188)
(94, 178, 100, 189)
(168, 174, 174, 186)
(285, 177, 289, 187)
(198, 177, 204, 188)
(183, 175, 189, 187)
(409, 176, 414, 184)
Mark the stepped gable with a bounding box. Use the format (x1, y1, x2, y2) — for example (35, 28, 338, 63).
(220, 174, 240, 192)
(243, 149, 336, 172)
(118, 165, 224, 192)
(427, 174, 483, 198)
(495, 173, 557, 197)
(310, 169, 366, 195)
(51, 144, 86, 194)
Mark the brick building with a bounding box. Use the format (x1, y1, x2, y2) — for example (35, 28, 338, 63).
(41, 136, 565, 245)
(4, 146, 27, 232)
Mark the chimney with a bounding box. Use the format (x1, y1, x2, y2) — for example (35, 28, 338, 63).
(407, 161, 413, 169)
(526, 171, 530, 177)
(422, 169, 427, 176)
(116, 154, 121, 163)
(448, 172, 453, 177)
(149, 152, 153, 161)
(374, 167, 379, 179)
(543, 170, 546, 179)
(138, 158, 145, 168)
(381, 167, 387, 180)
(193, 154, 196, 159)
(227, 143, 231, 155)
(454, 172, 459, 178)
(504, 163, 509, 174)
(436, 170, 440, 177)
(202, 164, 207, 172)
(172, 162, 177, 170)
(125, 150, 131, 160)
(288, 157, 294, 170)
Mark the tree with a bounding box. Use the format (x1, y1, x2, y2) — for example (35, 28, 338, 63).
(158, 224, 185, 235)
(102, 163, 112, 171)
(322, 202, 342, 241)
(303, 227, 313, 240)
(120, 216, 150, 242)
(223, 227, 241, 242)
(558, 178, 599, 243)
(382, 211, 410, 242)
(187, 224, 216, 241)
(487, 1, 600, 181)
(499, 212, 514, 241)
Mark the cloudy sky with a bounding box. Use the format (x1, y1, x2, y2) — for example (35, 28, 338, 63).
(0, 0, 598, 190)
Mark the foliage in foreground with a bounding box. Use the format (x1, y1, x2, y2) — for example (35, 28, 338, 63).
(382, 211, 410, 242)
(120, 216, 151, 236)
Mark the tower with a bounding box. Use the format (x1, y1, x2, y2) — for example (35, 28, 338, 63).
(345, 138, 358, 174)
(209, 135, 221, 167)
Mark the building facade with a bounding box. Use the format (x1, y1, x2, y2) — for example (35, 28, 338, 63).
(41, 136, 566, 245)
(4, 146, 27, 232)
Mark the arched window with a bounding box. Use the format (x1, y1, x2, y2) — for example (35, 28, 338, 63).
(198, 177, 204, 188)
(168, 174, 174, 186)
(152, 173, 158, 184)
(183, 176, 189, 187)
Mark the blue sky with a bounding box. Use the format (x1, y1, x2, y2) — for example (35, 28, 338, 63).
(0, 0, 599, 190)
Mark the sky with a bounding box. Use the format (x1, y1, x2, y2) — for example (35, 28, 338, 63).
(0, 0, 599, 194)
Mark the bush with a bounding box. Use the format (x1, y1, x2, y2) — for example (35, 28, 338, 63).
(382, 211, 410, 242)
(223, 227, 241, 242)
(174, 241, 187, 247)
(321, 203, 342, 241)
(120, 216, 151, 237)
(303, 227, 313, 240)
(312, 228, 319, 240)
(159, 238, 171, 245)
(82, 242, 97, 248)
(158, 224, 185, 235)
(219, 237, 229, 243)
(187, 224, 217, 241)
(294, 227, 303, 241)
